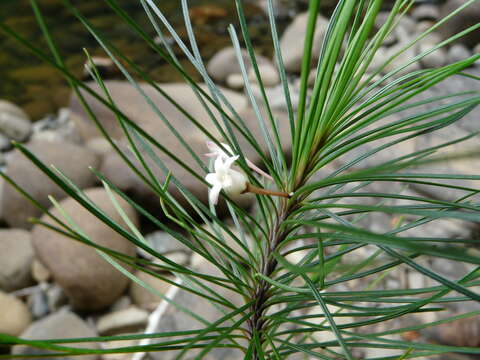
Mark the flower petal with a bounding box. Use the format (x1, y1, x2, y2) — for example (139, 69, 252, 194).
(223, 155, 239, 170)
(205, 173, 218, 185)
(206, 141, 217, 152)
(209, 183, 222, 205)
(213, 156, 226, 174)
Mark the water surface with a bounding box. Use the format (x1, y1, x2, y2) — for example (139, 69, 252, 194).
(0, 0, 271, 119)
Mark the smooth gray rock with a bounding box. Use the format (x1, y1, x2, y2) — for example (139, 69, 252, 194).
(28, 289, 49, 319)
(0, 100, 31, 142)
(143, 231, 191, 255)
(148, 255, 244, 360)
(70, 81, 253, 217)
(0, 229, 34, 291)
(0, 133, 11, 151)
(447, 44, 472, 64)
(12, 311, 99, 360)
(2, 141, 100, 229)
(280, 12, 329, 73)
(207, 47, 276, 84)
(411, 4, 440, 21)
(31, 108, 82, 144)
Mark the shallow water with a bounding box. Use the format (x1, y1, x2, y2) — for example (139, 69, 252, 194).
(0, 0, 272, 119)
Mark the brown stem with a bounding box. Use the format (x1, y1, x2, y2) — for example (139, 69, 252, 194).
(244, 183, 291, 198)
(247, 207, 291, 359)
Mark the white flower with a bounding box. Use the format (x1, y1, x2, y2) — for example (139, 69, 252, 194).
(205, 155, 247, 205)
(205, 141, 273, 181)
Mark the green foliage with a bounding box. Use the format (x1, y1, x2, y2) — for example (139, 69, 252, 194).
(1, 0, 480, 359)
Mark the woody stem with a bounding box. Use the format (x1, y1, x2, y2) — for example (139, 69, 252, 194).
(244, 183, 291, 198)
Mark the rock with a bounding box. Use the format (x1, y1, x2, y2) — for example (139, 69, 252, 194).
(85, 137, 112, 156)
(475, 43, 480, 59)
(372, 42, 420, 77)
(447, 44, 472, 64)
(248, 64, 280, 87)
(12, 311, 99, 360)
(207, 46, 245, 83)
(70, 81, 252, 216)
(0, 291, 32, 336)
(31, 259, 51, 283)
(251, 82, 301, 111)
(236, 107, 292, 159)
(392, 14, 417, 36)
(110, 295, 132, 312)
(101, 339, 139, 360)
(0, 100, 32, 142)
(424, 316, 480, 348)
(431, 257, 469, 281)
(2, 141, 100, 229)
(418, 42, 447, 69)
(143, 231, 191, 255)
(83, 56, 119, 80)
(166, 252, 190, 267)
(411, 4, 440, 21)
(396, 67, 480, 133)
(417, 33, 447, 68)
(414, 135, 480, 201)
(188, 5, 227, 26)
(226, 73, 245, 90)
(148, 255, 243, 360)
(280, 12, 329, 73)
(0, 229, 34, 291)
(129, 270, 173, 310)
(310, 304, 354, 344)
(438, 0, 480, 48)
(28, 289, 49, 319)
(375, 13, 416, 47)
(96, 306, 148, 335)
(31, 188, 138, 311)
(0, 133, 12, 151)
(46, 284, 68, 313)
(415, 20, 435, 35)
(207, 47, 275, 84)
(31, 108, 82, 144)
(70, 80, 247, 141)
(376, 12, 416, 36)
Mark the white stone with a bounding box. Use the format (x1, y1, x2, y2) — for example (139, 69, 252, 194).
(226, 73, 245, 90)
(97, 306, 149, 335)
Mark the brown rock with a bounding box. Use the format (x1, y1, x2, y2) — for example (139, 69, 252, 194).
(425, 316, 480, 348)
(70, 81, 255, 215)
(2, 141, 100, 229)
(69, 81, 247, 142)
(129, 270, 173, 310)
(32, 188, 138, 311)
(438, 0, 480, 48)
